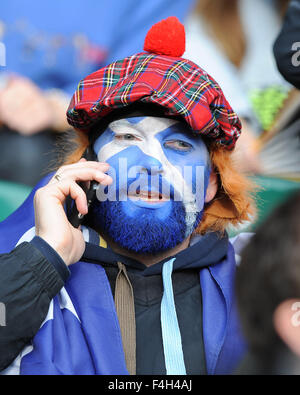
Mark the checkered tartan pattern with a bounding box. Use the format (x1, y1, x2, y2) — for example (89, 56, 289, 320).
(67, 52, 241, 149)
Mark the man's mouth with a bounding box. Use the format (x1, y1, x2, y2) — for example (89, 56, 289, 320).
(128, 190, 169, 203)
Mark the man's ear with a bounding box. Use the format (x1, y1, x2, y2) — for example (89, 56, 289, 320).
(273, 299, 300, 357)
(204, 169, 218, 203)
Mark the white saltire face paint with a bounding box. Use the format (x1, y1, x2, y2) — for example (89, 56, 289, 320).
(93, 116, 211, 235)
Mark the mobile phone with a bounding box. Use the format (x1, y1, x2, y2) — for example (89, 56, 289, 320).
(67, 147, 99, 228)
(68, 180, 98, 228)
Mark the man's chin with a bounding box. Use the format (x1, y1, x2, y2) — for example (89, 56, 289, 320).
(88, 199, 188, 254)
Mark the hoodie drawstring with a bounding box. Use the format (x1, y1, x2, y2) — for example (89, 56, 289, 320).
(161, 257, 186, 375)
(114, 258, 186, 375)
(115, 261, 136, 375)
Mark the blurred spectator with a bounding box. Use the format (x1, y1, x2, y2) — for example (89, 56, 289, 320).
(274, 0, 300, 90)
(235, 190, 300, 374)
(185, 0, 290, 131)
(184, 0, 292, 173)
(0, 0, 194, 186)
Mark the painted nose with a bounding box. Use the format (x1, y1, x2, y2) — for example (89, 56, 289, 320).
(137, 152, 164, 175)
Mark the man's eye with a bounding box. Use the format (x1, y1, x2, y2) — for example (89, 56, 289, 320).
(164, 140, 193, 152)
(115, 134, 138, 141)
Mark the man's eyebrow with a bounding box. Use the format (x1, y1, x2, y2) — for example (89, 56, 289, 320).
(109, 117, 179, 136)
(109, 119, 139, 133)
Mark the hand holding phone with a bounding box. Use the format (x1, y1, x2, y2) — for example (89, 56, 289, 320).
(34, 159, 112, 266)
(67, 147, 104, 228)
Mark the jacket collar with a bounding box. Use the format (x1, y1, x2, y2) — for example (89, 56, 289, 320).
(82, 226, 229, 276)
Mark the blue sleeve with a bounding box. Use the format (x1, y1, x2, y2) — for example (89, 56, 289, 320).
(1, 0, 195, 95)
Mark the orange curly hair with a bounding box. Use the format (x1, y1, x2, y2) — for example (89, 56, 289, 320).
(196, 143, 256, 234)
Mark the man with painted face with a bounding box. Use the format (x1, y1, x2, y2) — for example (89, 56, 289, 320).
(0, 17, 255, 375)
(88, 106, 213, 257)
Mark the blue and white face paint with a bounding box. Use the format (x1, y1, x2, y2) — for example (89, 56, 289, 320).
(90, 116, 211, 254)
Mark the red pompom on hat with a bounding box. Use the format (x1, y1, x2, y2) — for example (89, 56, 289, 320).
(143, 16, 185, 57)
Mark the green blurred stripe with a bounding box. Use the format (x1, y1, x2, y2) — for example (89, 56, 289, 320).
(0, 180, 31, 222)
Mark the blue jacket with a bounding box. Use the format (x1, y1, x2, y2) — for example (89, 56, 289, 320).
(0, 175, 246, 375)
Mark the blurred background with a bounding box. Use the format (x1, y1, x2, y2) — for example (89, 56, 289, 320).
(0, 0, 299, 230)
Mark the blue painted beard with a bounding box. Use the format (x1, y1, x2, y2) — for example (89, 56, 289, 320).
(88, 199, 203, 254)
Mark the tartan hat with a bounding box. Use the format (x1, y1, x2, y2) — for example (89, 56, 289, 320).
(67, 17, 241, 150)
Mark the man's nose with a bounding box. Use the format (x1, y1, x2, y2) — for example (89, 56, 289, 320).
(137, 153, 164, 175)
